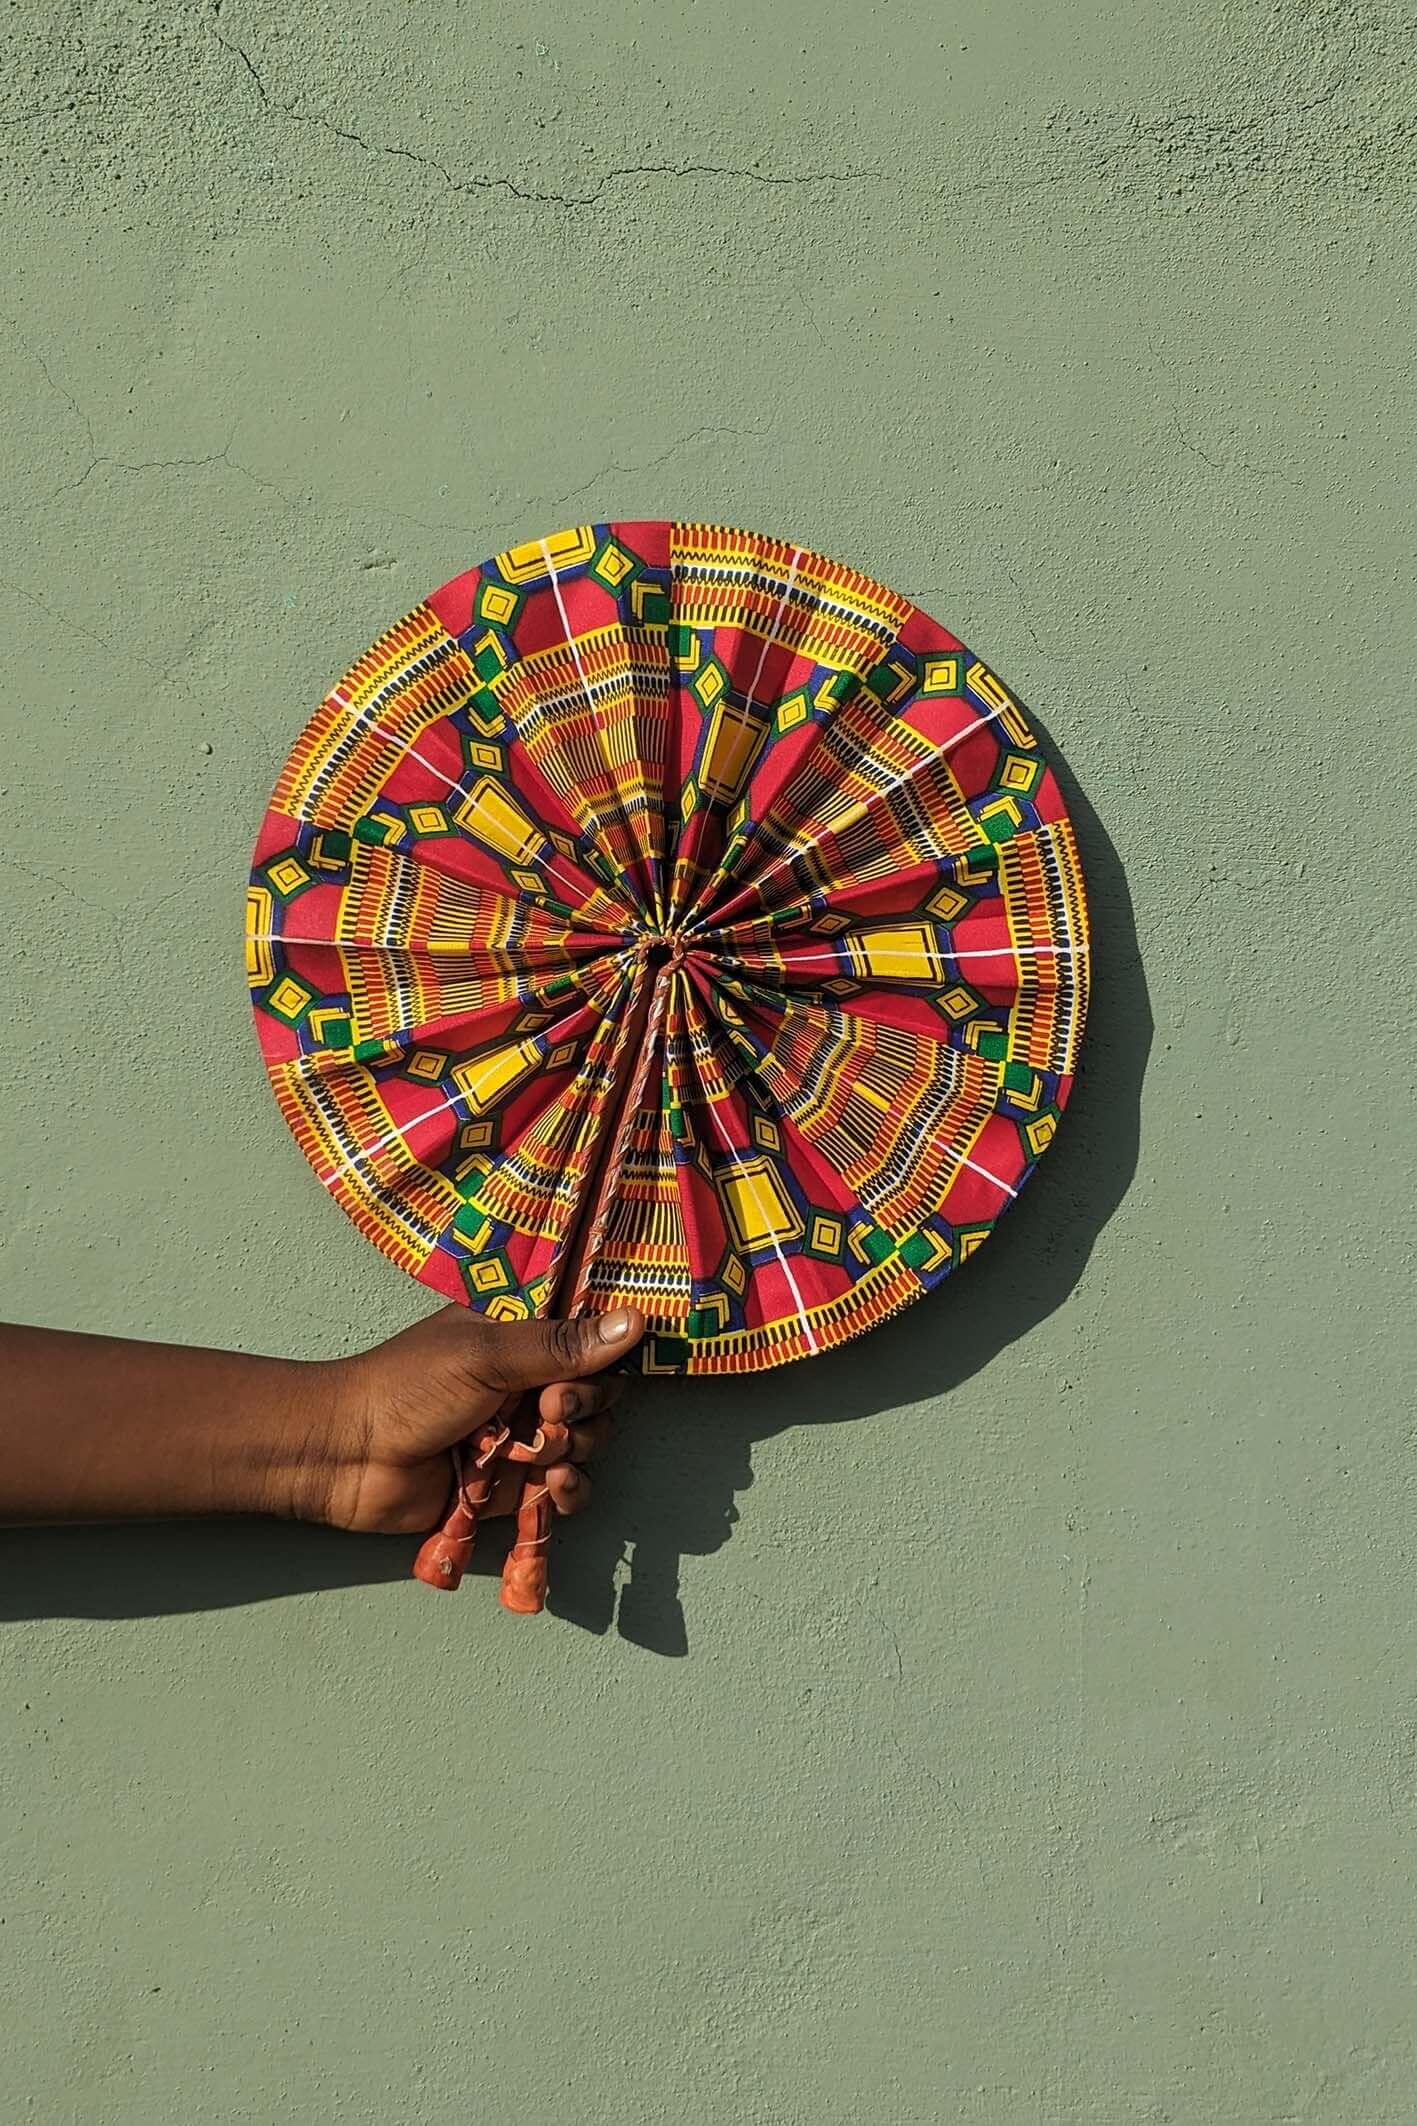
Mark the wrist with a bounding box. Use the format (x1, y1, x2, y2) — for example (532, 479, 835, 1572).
(253, 1358, 345, 1524)
(260, 1356, 375, 1526)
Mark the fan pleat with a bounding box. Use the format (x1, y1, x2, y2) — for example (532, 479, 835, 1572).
(250, 523, 1089, 1372)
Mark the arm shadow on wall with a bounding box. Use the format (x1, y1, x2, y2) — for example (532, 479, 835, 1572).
(0, 706, 1149, 1652)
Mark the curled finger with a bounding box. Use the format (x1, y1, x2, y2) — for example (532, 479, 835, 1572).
(546, 1461, 592, 1517)
(538, 1374, 625, 1427)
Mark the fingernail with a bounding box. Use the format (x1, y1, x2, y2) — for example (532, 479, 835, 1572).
(596, 1308, 635, 1344)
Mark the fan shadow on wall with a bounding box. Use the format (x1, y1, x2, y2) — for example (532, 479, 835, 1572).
(0, 702, 1147, 1651)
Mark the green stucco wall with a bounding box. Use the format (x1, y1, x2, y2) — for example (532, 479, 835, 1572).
(2, 3, 1414, 2119)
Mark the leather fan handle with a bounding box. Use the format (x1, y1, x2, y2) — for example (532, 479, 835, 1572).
(411, 1415, 509, 1591)
(500, 1472, 554, 1614)
(497, 1417, 572, 1614)
(411, 1410, 574, 1600)
(412, 951, 663, 1603)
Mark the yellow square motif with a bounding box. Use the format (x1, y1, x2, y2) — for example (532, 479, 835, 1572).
(469, 1257, 511, 1294)
(596, 542, 634, 587)
(940, 985, 978, 1020)
(479, 583, 518, 626)
(485, 1294, 530, 1323)
(409, 804, 448, 837)
(699, 699, 765, 801)
(268, 857, 308, 896)
(775, 690, 809, 732)
(1025, 1112, 1057, 1157)
(468, 743, 503, 772)
(716, 1159, 803, 1254)
(845, 922, 945, 984)
(999, 754, 1036, 794)
(920, 656, 960, 695)
(406, 1050, 447, 1083)
(751, 1114, 782, 1152)
(926, 883, 970, 923)
(721, 1253, 748, 1296)
(455, 776, 542, 865)
(693, 662, 726, 708)
(810, 1213, 844, 1256)
(459, 1119, 495, 1150)
(268, 976, 308, 1020)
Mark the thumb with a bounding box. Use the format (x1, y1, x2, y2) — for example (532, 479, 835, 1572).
(478, 1306, 645, 1394)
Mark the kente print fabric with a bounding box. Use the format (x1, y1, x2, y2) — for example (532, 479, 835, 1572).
(248, 522, 1089, 1376)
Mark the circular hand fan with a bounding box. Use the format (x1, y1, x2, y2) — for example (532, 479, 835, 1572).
(247, 521, 1089, 1610)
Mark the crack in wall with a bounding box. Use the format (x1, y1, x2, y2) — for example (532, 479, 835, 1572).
(0, 106, 73, 132)
(1144, 335, 1305, 487)
(998, 553, 1052, 664)
(20, 391, 769, 559)
(0, 572, 208, 713)
(209, 18, 878, 208)
(53, 435, 295, 504)
(4, 314, 96, 463)
(285, 424, 773, 549)
(533, 426, 770, 516)
(3, 319, 298, 509)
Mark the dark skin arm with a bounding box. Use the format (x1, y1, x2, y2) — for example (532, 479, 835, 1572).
(0, 1306, 646, 1531)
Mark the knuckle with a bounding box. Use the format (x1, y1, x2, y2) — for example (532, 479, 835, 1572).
(462, 1315, 507, 1387)
(546, 1316, 586, 1374)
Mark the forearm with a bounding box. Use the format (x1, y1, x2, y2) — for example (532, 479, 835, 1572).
(0, 1324, 335, 1523)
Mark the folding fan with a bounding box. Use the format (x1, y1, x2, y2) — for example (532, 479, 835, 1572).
(247, 521, 1089, 1610)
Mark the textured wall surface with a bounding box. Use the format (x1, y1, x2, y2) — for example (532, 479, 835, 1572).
(2, 3, 1414, 2120)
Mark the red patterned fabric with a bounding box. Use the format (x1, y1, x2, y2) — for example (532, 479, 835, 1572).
(248, 522, 1089, 1375)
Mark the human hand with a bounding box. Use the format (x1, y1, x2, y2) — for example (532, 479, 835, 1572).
(299, 1305, 646, 1535)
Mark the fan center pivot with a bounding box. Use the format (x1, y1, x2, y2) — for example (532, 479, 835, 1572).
(640, 929, 691, 969)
